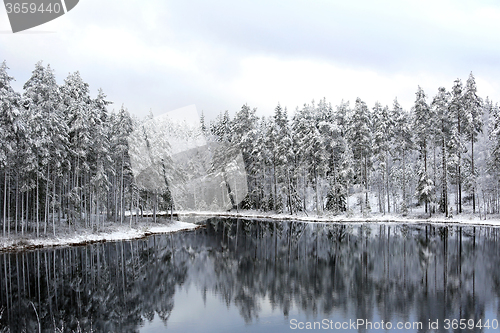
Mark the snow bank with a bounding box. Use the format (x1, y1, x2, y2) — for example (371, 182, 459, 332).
(173, 210, 500, 227)
(0, 221, 198, 252)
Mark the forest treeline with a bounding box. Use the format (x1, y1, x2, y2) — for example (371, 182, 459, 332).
(208, 71, 499, 219)
(1, 60, 500, 237)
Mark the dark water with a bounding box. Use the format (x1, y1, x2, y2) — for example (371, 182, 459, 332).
(1, 219, 500, 332)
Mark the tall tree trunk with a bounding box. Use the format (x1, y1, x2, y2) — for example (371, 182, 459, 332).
(442, 137, 448, 217)
(52, 173, 56, 236)
(314, 164, 320, 215)
(364, 155, 369, 208)
(286, 168, 293, 215)
(36, 171, 39, 238)
(120, 154, 124, 224)
(458, 112, 462, 214)
(153, 190, 157, 223)
(7, 178, 10, 237)
(386, 150, 390, 213)
(44, 164, 50, 234)
(402, 150, 406, 213)
(97, 187, 100, 229)
(3, 170, 7, 237)
(21, 187, 24, 236)
(273, 161, 277, 211)
(303, 166, 306, 212)
(424, 144, 428, 214)
(15, 173, 18, 234)
(472, 134, 475, 213)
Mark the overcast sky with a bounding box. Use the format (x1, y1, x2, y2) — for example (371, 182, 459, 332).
(1, 0, 500, 120)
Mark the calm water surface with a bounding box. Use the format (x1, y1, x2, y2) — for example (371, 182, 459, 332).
(1, 218, 500, 332)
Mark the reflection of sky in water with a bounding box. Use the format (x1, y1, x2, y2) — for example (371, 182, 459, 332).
(143, 286, 290, 332)
(2, 220, 500, 332)
(143, 282, 500, 332)
(139, 221, 500, 332)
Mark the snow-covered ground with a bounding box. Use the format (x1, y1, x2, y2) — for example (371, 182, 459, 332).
(173, 209, 500, 227)
(0, 220, 199, 252)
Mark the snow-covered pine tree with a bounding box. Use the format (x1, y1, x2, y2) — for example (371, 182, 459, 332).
(390, 98, 413, 214)
(431, 87, 451, 216)
(462, 72, 483, 213)
(23, 62, 66, 235)
(269, 103, 294, 213)
(448, 79, 465, 213)
(89, 89, 112, 228)
(0, 61, 21, 236)
(231, 104, 258, 210)
(413, 86, 433, 214)
(348, 97, 372, 213)
(372, 102, 393, 214)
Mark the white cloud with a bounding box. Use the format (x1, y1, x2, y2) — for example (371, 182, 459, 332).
(1, 0, 500, 119)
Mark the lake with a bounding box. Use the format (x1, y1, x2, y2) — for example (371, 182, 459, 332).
(1, 218, 499, 332)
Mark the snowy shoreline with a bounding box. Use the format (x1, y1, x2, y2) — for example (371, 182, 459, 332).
(174, 210, 500, 227)
(0, 221, 200, 253)
(2, 211, 500, 252)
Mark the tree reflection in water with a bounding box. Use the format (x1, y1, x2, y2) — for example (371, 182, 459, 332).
(1, 219, 500, 332)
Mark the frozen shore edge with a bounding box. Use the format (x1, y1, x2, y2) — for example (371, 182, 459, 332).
(0, 221, 201, 253)
(174, 210, 500, 226)
(2, 211, 500, 252)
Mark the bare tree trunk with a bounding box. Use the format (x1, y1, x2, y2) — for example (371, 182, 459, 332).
(25, 190, 28, 235)
(273, 161, 277, 211)
(442, 137, 448, 217)
(44, 164, 50, 234)
(36, 171, 39, 238)
(52, 174, 56, 236)
(3, 170, 7, 237)
(120, 154, 124, 224)
(287, 168, 293, 215)
(424, 146, 428, 214)
(458, 113, 462, 214)
(21, 187, 24, 236)
(15, 173, 18, 234)
(129, 189, 133, 228)
(96, 187, 100, 229)
(364, 155, 369, 208)
(153, 189, 157, 223)
(314, 164, 320, 215)
(472, 135, 476, 213)
(402, 150, 406, 211)
(386, 150, 390, 213)
(7, 178, 10, 237)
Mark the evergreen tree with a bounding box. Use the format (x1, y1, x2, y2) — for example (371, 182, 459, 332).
(0, 61, 21, 236)
(372, 102, 393, 214)
(448, 79, 465, 213)
(462, 72, 483, 213)
(23, 62, 66, 235)
(413, 86, 433, 213)
(390, 98, 413, 214)
(431, 87, 451, 216)
(348, 98, 372, 211)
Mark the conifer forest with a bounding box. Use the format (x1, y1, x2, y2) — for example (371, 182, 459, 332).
(1, 60, 500, 238)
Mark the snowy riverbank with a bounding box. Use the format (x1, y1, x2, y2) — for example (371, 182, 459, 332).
(0, 220, 199, 252)
(173, 209, 500, 226)
(2, 210, 500, 252)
